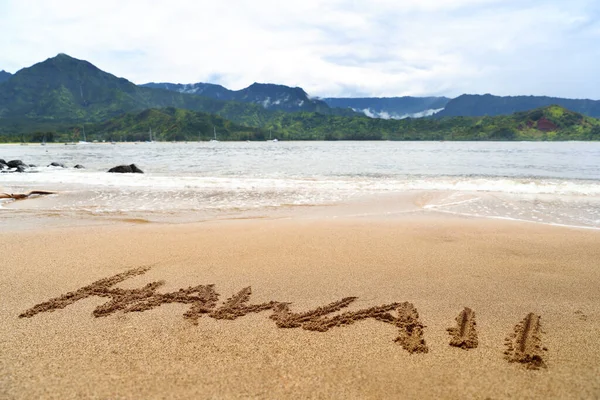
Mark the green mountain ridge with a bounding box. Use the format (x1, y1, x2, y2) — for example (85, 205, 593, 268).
(16, 104, 596, 143)
(0, 54, 294, 128)
(0, 53, 353, 129)
(0, 54, 599, 141)
(437, 94, 600, 118)
(321, 96, 450, 119)
(248, 104, 600, 141)
(142, 82, 354, 116)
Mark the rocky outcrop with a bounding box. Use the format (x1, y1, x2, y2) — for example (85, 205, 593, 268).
(0, 159, 140, 173)
(7, 160, 26, 168)
(108, 164, 144, 173)
(1, 165, 27, 173)
(0, 160, 29, 173)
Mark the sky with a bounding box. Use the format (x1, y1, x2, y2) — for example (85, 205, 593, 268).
(1, 0, 599, 99)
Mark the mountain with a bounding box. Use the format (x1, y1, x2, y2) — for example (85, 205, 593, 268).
(321, 96, 450, 119)
(437, 94, 600, 118)
(268, 104, 599, 141)
(0, 70, 11, 83)
(236, 83, 335, 113)
(0, 53, 282, 125)
(2, 53, 599, 143)
(4, 104, 598, 143)
(50, 104, 593, 144)
(141, 81, 353, 115)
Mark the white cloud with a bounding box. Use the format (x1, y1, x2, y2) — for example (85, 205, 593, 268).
(0, 0, 599, 98)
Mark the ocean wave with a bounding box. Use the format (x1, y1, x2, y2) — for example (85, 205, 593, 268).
(2, 169, 600, 197)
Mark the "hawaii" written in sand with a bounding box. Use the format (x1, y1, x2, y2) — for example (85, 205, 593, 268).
(19, 266, 547, 368)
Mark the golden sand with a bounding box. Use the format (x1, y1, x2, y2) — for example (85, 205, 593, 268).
(1, 213, 599, 399)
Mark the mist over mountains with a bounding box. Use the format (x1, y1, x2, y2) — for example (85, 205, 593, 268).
(142, 81, 449, 119)
(142, 82, 337, 114)
(142, 79, 600, 120)
(321, 97, 450, 119)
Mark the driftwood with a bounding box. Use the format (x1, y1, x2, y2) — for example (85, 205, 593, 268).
(0, 191, 56, 200)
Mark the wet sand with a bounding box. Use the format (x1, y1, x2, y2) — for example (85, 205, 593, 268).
(1, 212, 599, 399)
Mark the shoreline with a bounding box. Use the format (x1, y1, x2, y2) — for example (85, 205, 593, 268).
(3, 139, 600, 144)
(2, 211, 599, 398)
(2, 188, 600, 234)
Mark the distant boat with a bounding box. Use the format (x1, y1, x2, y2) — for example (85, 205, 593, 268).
(146, 127, 155, 143)
(79, 125, 88, 144)
(210, 126, 219, 142)
(41, 134, 47, 146)
(268, 129, 278, 142)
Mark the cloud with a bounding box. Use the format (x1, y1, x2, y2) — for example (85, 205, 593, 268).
(0, 0, 599, 98)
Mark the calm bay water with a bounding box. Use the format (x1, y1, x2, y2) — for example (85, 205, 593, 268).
(1, 141, 599, 228)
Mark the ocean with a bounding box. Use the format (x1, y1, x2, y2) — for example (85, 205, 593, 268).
(1, 141, 599, 229)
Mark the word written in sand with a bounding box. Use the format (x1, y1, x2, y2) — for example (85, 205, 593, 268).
(18, 267, 548, 367)
(19, 266, 428, 354)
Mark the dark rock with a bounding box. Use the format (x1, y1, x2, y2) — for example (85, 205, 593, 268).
(29, 164, 37, 168)
(15, 165, 27, 173)
(48, 162, 67, 168)
(7, 160, 26, 168)
(0, 159, 6, 165)
(108, 164, 144, 174)
(0, 163, 5, 170)
(74, 164, 85, 169)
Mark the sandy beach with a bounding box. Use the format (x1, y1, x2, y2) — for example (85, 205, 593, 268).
(1, 207, 599, 399)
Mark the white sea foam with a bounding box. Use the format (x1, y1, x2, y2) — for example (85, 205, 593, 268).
(2, 172, 599, 204)
(2, 169, 599, 197)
